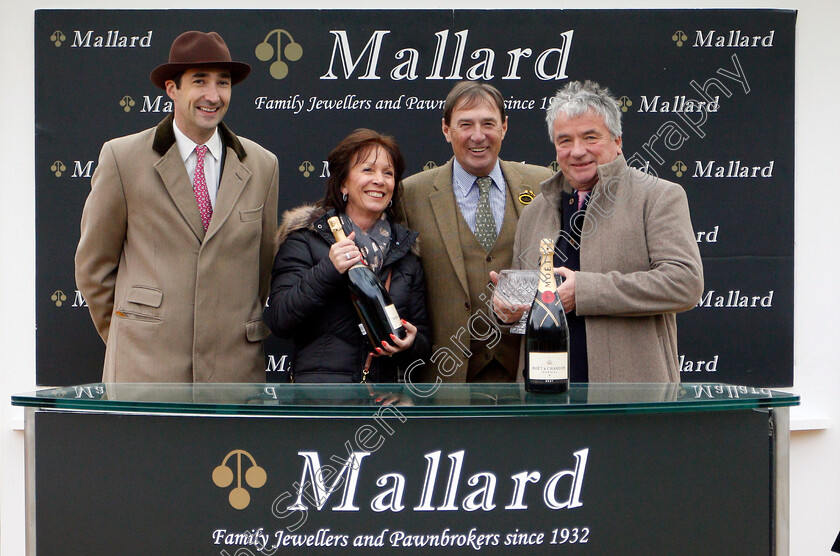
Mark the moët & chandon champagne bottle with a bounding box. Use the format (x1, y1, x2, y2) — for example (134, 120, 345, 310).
(328, 216, 406, 348)
(524, 238, 570, 393)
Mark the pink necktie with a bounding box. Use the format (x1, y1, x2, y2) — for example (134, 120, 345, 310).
(193, 145, 213, 231)
(577, 190, 589, 211)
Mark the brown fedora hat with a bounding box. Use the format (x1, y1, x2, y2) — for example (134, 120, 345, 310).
(150, 31, 251, 89)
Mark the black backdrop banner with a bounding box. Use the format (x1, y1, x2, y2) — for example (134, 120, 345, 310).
(35, 9, 796, 386)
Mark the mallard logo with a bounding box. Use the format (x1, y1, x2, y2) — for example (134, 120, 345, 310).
(213, 450, 267, 510)
(255, 29, 304, 79)
(119, 95, 136, 113)
(50, 30, 66, 47)
(518, 189, 536, 205)
(50, 160, 66, 177)
(299, 161, 315, 177)
(618, 96, 633, 113)
(51, 290, 67, 307)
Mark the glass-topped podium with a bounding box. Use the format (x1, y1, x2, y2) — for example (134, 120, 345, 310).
(14, 383, 797, 555)
(13, 382, 797, 416)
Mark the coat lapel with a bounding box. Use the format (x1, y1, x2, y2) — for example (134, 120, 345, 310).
(155, 146, 206, 242)
(499, 160, 527, 219)
(429, 162, 469, 297)
(151, 117, 251, 244)
(206, 148, 252, 241)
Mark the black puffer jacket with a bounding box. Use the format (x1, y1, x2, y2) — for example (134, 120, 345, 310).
(264, 206, 431, 383)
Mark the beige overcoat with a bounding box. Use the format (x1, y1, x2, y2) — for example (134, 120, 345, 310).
(512, 155, 704, 382)
(75, 115, 279, 382)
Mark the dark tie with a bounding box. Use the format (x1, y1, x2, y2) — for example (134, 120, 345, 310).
(474, 176, 497, 251)
(193, 145, 213, 231)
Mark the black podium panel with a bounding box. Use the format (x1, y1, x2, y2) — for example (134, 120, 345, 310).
(36, 408, 770, 555)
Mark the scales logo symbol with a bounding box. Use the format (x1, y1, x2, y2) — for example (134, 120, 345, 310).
(212, 450, 267, 510)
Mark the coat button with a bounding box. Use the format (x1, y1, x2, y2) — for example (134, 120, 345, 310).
(486, 255, 492, 262)
(464, 302, 470, 310)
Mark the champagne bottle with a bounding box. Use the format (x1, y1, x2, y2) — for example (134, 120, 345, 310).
(328, 216, 406, 348)
(524, 238, 570, 393)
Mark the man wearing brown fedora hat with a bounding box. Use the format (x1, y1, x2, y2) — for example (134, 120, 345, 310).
(75, 31, 279, 383)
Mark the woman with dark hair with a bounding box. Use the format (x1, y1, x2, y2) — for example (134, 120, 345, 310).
(264, 129, 430, 383)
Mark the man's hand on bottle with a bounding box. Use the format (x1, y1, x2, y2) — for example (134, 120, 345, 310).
(555, 267, 576, 312)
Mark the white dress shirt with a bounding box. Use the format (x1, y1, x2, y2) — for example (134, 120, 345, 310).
(172, 122, 223, 209)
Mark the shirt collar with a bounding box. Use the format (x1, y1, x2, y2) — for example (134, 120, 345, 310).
(452, 158, 505, 197)
(172, 121, 222, 163)
(542, 154, 628, 207)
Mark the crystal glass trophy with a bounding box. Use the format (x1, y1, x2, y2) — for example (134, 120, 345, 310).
(496, 270, 539, 334)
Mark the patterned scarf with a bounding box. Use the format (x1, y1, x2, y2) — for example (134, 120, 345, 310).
(340, 213, 391, 274)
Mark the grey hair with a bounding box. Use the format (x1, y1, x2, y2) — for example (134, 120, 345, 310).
(545, 80, 622, 141)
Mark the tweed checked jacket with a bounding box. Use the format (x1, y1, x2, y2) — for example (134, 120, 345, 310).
(399, 158, 551, 382)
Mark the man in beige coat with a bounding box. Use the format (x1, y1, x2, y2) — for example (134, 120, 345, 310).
(498, 80, 703, 383)
(75, 31, 279, 382)
(399, 82, 551, 384)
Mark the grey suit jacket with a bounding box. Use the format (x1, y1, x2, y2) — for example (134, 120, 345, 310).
(399, 158, 552, 382)
(75, 115, 279, 382)
(512, 155, 704, 382)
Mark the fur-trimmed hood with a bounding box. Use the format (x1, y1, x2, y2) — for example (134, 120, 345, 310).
(275, 204, 421, 258)
(276, 204, 324, 247)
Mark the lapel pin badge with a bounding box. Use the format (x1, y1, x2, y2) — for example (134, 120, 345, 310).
(518, 189, 536, 205)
